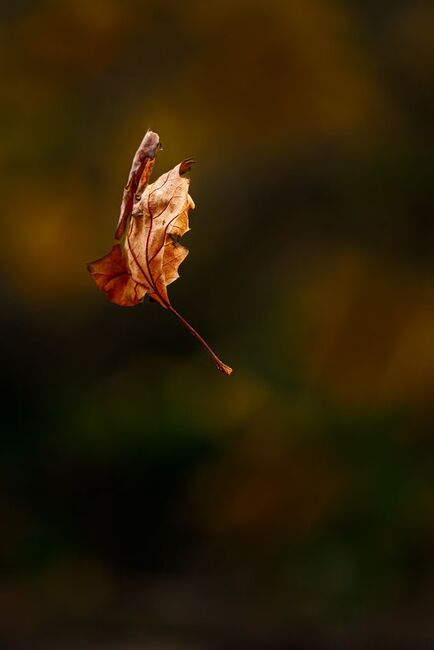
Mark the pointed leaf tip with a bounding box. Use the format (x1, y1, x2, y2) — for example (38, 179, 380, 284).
(179, 158, 196, 175)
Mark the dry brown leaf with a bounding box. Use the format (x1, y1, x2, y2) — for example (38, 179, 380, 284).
(88, 131, 232, 375)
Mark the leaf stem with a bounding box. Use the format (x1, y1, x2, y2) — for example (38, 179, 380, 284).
(165, 302, 232, 376)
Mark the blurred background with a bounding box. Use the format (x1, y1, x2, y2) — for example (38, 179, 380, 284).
(1, 0, 434, 648)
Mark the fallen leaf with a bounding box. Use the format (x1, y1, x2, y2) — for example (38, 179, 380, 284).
(88, 131, 232, 375)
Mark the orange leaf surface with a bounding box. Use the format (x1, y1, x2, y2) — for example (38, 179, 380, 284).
(87, 244, 145, 307)
(124, 158, 195, 307)
(88, 132, 232, 375)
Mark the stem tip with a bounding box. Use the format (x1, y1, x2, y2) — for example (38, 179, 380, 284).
(217, 362, 233, 376)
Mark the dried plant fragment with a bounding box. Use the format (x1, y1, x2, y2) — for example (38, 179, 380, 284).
(88, 131, 232, 375)
(115, 130, 161, 240)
